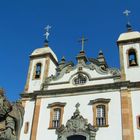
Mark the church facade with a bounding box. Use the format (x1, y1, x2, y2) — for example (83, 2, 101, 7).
(19, 27, 140, 140)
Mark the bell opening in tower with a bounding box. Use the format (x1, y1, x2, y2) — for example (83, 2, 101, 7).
(128, 49, 138, 67)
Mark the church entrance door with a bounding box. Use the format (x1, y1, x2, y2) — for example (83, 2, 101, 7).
(67, 135, 86, 140)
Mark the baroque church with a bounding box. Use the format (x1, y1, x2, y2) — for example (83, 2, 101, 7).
(19, 21, 140, 140)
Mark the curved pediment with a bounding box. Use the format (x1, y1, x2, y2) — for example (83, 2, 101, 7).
(43, 62, 120, 86)
(42, 51, 120, 90)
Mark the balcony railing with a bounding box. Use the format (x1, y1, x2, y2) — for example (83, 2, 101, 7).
(96, 117, 106, 126)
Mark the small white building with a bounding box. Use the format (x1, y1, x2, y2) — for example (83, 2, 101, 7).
(20, 26, 140, 140)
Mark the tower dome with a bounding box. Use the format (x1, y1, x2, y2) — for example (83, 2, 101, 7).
(117, 31, 140, 43)
(30, 46, 58, 62)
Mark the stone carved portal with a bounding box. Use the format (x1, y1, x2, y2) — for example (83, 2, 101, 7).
(56, 103, 98, 140)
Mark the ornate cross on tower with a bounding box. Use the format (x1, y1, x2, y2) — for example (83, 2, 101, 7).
(44, 25, 51, 42)
(123, 9, 132, 31)
(78, 36, 88, 52)
(123, 9, 131, 17)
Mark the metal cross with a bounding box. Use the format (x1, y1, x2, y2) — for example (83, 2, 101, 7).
(45, 25, 51, 32)
(44, 25, 51, 41)
(123, 9, 131, 17)
(78, 36, 88, 51)
(123, 9, 132, 31)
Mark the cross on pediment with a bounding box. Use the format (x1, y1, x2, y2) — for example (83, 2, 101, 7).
(78, 36, 88, 51)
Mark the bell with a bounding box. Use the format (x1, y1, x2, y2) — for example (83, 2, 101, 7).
(130, 59, 136, 66)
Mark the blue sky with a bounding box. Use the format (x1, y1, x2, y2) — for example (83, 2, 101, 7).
(0, 0, 140, 101)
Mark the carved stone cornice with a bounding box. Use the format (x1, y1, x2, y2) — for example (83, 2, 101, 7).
(89, 98, 110, 105)
(117, 38, 140, 46)
(43, 52, 120, 86)
(21, 81, 140, 99)
(47, 102, 66, 108)
(43, 61, 120, 86)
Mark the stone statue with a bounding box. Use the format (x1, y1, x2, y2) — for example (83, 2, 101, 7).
(56, 103, 98, 140)
(0, 89, 24, 140)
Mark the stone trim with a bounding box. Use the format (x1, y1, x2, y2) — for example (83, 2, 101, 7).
(117, 38, 140, 45)
(120, 89, 134, 140)
(43, 58, 50, 82)
(30, 98, 41, 140)
(119, 44, 126, 80)
(24, 60, 33, 92)
(47, 102, 66, 108)
(89, 98, 110, 105)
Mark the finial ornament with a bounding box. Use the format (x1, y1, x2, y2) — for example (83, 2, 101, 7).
(44, 25, 51, 42)
(75, 102, 80, 109)
(73, 102, 80, 117)
(123, 9, 132, 31)
(78, 36, 88, 52)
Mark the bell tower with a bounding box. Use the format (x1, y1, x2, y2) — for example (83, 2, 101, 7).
(117, 10, 140, 82)
(24, 26, 58, 93)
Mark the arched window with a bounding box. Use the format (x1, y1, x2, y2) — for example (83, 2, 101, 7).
(96, 105, 106, 126)
(35, 63, 42, 78)
(74, 74, 87, 85)
(128, 49, 138, 66)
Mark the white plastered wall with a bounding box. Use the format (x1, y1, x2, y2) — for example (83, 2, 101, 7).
(20, 100, 35, 140)
(122, 43, 140, 82)
(48, 59, 57, 77)
(131, 90, 140, 140)
(28, 57, 57, 93)
(36, 91, 122, 140)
